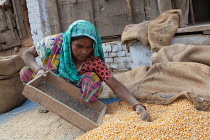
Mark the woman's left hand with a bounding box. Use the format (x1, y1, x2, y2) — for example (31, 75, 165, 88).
(136, 105, 151, 122)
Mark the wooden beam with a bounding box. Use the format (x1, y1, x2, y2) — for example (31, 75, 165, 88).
(46, 0, 61, 34)
(203, 30, 210, 35)
(0, 9, 8, 29)
(177, 24, 210, 34)
(189, 0, 195, 25)
(0, 4, 11, 9)
(0, 29, 21, 51)
(12, 0, 27, 40)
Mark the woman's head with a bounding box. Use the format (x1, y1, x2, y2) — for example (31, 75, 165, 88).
(62, 20, 104, 60)
(58, 20, 105, 82)
(71, 36, 94, 61)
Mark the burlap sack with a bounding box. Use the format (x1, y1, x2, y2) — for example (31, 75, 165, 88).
(0, 55, 26, 113)
(148, 9, 182, 52)
(121, 21, 151, 49)
(131, 62, 210, 111)
(0, 55, 25, 76)
(105, 44, 210, 111)
(0, 72, 26, 113)
(104, 66, 149, 98)
(152, 44, 210, 66)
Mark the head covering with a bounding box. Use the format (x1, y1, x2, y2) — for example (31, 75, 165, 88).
(57, 20, 104, 82)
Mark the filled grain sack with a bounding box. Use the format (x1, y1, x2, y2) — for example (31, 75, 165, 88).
(152, 44, 210, 65)
(0, 55, 26, 113)
(121, 21, 151, 52)
(106, 44, 210, 111)
(0, 55, 25, 76)
(148, 9, 182, 52)
(132, 62, 210, 111)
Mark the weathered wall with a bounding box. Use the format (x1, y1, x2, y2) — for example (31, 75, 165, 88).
(25, 0, 137, 71)
(102, 42, 132, 71)
(25, 0, 210, 71)
(26, 0, 50, 44)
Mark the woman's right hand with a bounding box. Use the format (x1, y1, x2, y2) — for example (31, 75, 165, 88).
(34, 68, 46, 79)
(136, 105, 151, 122)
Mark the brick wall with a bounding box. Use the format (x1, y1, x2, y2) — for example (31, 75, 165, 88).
(102, 41, 132, 71)
(26, 0, 50, 44)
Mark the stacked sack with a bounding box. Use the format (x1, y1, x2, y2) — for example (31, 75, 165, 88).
(0, 55, 26, 113)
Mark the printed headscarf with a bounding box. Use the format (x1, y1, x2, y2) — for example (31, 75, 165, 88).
(57, 20, 105, 82)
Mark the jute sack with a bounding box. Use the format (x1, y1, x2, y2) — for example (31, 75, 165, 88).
(0, 72, 26, 113)
(104, 66, 149, 98)
(0, 55, 26, 113)
(0, 55, 25, 76)
(152, 44, 210, 66)
(132, 62, 210, 111)
(148, 9, 182, 52)
(121, 21, 151, 51)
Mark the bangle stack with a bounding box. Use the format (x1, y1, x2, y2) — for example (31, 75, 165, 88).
(132, 103, 147, 111)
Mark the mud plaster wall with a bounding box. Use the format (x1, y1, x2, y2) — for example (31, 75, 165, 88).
(26, 0, 154, 71)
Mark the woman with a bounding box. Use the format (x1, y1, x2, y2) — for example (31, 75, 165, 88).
(20, 20, 151, 121)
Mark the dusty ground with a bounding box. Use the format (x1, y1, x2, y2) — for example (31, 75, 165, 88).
(0, 108, 83, 140)
(0, 71, 125, 140)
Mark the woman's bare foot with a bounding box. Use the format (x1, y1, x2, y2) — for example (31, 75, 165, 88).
(38, 107, 49, 113)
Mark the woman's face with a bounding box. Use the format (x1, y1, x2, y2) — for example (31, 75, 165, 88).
(71, 37, 94, 61)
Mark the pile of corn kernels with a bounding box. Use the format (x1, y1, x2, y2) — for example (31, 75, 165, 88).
(76, 98, 210, 140)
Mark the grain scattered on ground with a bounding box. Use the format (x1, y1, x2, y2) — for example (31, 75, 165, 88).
(76, 98, 210, 140)
(0, 109, 83, 140)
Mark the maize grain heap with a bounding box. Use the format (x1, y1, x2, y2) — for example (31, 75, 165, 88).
(76, 98, 210, 140)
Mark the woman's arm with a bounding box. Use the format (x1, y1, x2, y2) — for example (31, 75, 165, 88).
(105, 76, 151, 121)
(22, 46, 41, 72)
(105, 77, 139, 106)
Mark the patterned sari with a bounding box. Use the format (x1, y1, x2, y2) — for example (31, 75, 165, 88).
(20, 20, 106, 102)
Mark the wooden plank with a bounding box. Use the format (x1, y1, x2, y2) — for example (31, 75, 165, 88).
(56, 0, 145, 38)
(0, 9, 8, 31)
(0, 30, 21, 51)
(69, 0, 77, 4)
(177, 24, 210, 33)
(203, 30, 210, 35)
(46, 0, 61, 34)
(0, 4, 11, 9)
(58, 0, 94, 31)
(6, 9, 16, 29)
(93, 0, 145, 37)
(5, 10, 14, 30)
(144, 0, 151, 21)
(11, 0, 27, 40)
(126, 0, 134, 23)
(189, 0, 195, 25)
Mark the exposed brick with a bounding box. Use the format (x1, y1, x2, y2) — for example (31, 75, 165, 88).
(111, 44, 119, 52)
(105, 44, 112, 52)
(117, 51, 126, 57)
(121, 44, 126, 51)
(125, 51, 130, 57)
(102, 44, 107, 52)
(126, 62, 132, 69)
(110, 63, 118, 69)
(117, 42, 123, 51)
(113, 58, 123, 63)
(104, 52, 108, 57)
(109, 52, 117, 57)
(123, 57, 132, 63)
(118, 63, 130, 70)
(105, 58, 114, 63)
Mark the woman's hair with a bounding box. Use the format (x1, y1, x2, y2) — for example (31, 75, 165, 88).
(71, 36, 90, 42)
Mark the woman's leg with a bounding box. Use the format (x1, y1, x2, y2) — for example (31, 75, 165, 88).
(77, 72, 103, 102)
